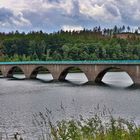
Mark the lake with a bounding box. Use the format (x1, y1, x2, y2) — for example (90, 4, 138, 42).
(0, 72, 140, 139)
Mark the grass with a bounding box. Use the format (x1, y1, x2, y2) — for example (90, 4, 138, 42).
(33, 106, 140, 140)
(45, 116, 140, 140)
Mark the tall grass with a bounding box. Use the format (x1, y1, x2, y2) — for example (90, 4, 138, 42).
(33, 106, 140, 140)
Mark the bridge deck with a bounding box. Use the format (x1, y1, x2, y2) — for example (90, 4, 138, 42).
(0, 60, 140, 65)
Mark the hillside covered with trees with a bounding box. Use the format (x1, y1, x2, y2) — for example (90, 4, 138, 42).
(0, 26, 140, 61)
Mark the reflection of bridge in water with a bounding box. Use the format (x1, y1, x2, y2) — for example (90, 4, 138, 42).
(0, 60, 140, 84)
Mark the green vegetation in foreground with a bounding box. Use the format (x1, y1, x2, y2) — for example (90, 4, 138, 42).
(33, 108, 140, 140)
(48, 117, 140, 140)
(0, 26, 140, 62)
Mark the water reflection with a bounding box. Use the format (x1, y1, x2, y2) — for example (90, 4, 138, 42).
(65, 73, 88, 85)
(13, 74, 25, 79)
(11, 72, 134, 87)
(37, 74, 53, 82)
(102, 72, 134, 88)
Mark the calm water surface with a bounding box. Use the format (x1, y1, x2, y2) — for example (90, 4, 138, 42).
(0, 72, 140, 139)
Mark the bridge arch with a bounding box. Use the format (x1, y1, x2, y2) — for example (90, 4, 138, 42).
(29, 66, 53, 80)
(58, 66, 88, 84)
(6, 66, 26, 79)
(95, 66, 134, 85)
(0, 68, 3, 77)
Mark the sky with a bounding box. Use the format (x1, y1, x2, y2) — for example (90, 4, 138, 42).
(0, 0, 140, 33)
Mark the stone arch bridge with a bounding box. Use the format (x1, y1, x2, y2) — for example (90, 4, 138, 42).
(0, 61, 140, 84)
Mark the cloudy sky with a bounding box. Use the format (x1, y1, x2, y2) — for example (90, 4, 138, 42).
(0, 0, 140, 32)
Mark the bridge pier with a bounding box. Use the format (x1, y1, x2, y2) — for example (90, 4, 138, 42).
(132, 78, 140, 85)
(27, 74, 36, 79)
(58, 74, 67, 82)
(84, 81, 95, 85)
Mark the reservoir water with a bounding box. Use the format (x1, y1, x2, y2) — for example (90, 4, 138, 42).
(0, 72, 140, 139)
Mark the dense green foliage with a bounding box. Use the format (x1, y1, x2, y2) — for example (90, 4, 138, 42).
(0, 27, 140, 61)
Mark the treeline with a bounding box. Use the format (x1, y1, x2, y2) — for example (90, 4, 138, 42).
(0, 26, 140, 61)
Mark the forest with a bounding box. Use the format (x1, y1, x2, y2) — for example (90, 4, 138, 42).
(0, 26, 140, 61)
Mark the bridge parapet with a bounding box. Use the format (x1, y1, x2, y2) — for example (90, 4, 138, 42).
(1, 60, 140, 65)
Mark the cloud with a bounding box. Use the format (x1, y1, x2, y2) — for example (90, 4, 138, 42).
(62, 25, 83, 31)
(104, 3, 121, 18)
(0, 7, 30, 30)
(114, 0, 140, 26)
(0, 8, 13, 22)
(0, 0, 140, 32)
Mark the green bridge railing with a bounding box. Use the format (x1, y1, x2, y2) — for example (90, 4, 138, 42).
(1, 60, 140, 65)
